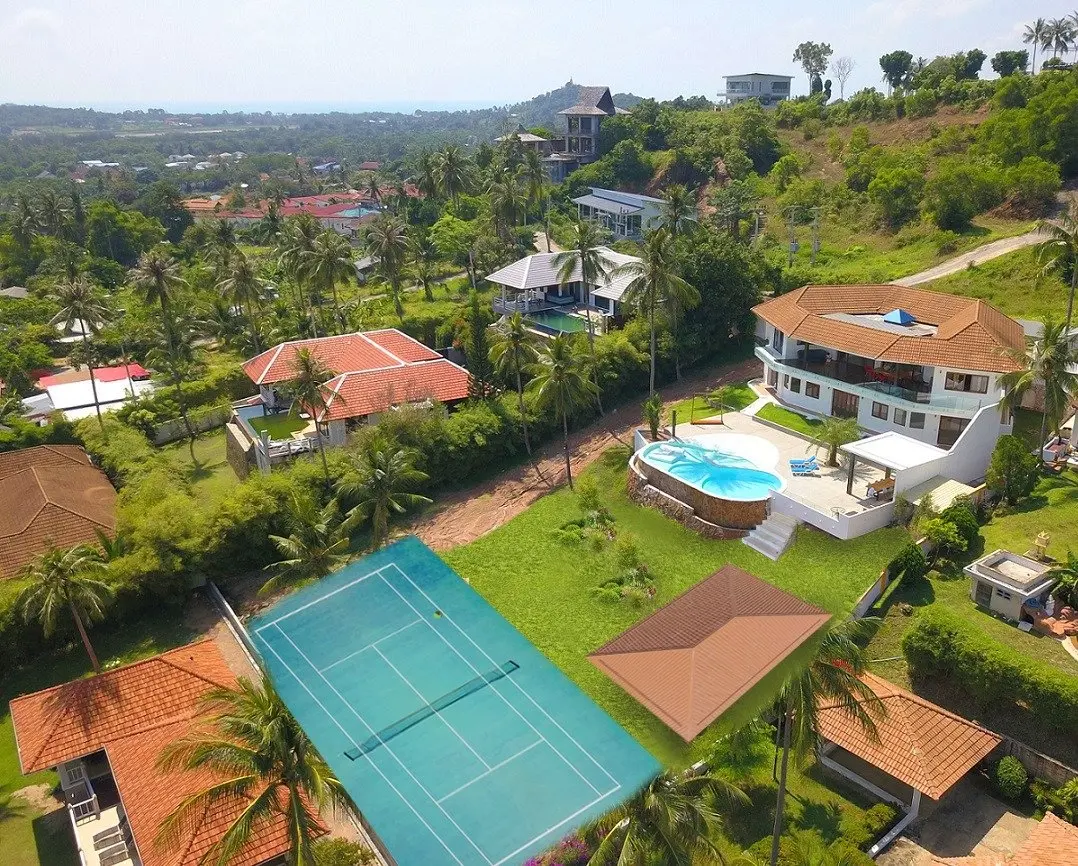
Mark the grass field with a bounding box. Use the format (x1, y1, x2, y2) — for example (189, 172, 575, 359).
(668, 382, 758, 425)
(755, 403, 825, 438)
(159, 430, 238, 502)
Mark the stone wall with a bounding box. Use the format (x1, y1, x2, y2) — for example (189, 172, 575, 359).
(627, 463, 748, 540)
(634, 458, 768, 529)
(224, 422, 253, 480)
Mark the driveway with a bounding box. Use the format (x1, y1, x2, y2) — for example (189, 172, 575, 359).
(878, 778, 1037, 865)
(896, 230, 1045, 286)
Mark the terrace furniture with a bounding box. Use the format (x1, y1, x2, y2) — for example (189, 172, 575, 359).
(790, 459, 818, 476)
(789, 455, 818, 467)
(867, 478, 895, 500)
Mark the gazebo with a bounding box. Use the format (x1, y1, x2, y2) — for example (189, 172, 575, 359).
(839, 431, 950, 498)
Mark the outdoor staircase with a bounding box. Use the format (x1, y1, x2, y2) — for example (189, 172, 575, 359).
(742, 512, 798, 561)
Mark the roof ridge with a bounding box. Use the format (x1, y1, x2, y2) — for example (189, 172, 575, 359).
(0, 470, 47, 538)
(885, 692, 932, 791)
(31, 464, 114, 528)
(356, 331, 405, 367)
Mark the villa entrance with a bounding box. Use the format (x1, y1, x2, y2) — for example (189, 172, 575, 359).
(832, 389, 859, 419)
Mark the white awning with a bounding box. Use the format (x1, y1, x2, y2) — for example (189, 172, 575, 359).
(840, 431, 948, 472)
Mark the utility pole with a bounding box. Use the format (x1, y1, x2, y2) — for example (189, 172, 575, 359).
(782, 206, 801, 267)
(809, 206, 822, 266)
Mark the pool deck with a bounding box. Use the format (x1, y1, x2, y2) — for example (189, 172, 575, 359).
(675, 413, 887, 516)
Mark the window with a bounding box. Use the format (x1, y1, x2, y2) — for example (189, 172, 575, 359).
(944, 372, 989, 393)
(790, 377, 801, 394)
(909, 412, 925, 429)
(871, 401, 889, 420)
(579, 117, 593, 133)
(771, 329, 784, 352)
(783, 374, 790, 389)
(567, 117, 580, 133)
(893, 408, 907, 426)
(937, 415, 970, 449)
(767, 368, 779, 387)
(805, 382, 820, 399)
(995, 588, 1013, 601)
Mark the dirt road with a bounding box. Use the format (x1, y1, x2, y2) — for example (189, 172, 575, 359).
(895, 229, 1044, 286)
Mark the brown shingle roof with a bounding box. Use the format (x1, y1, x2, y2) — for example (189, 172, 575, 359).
(0, 445, 116, 578)
(928, 812, 1078, 866)
(817, 672, 1001, 799)
(753, 285, 1025, 374)
(589, 565, 831, 741)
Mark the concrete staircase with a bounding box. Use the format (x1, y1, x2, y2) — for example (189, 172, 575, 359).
(742, 512, 798, 561)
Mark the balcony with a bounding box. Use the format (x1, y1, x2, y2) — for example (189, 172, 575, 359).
(755, 347, 991, 416)
(59, 759, 135, 866)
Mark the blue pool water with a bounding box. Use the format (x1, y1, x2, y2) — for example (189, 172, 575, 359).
(640, 440, 784, 501)
(250, 537, 658, 866)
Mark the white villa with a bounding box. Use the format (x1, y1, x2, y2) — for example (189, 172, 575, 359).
(571, 187, 664, 241)
(720, 73, 794, 106)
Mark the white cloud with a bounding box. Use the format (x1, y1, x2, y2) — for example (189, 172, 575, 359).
(865, 0, 988, 27)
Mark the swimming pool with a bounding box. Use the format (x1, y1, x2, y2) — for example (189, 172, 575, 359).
(639, 438, 784, 501)
(526, 310, 588, 334)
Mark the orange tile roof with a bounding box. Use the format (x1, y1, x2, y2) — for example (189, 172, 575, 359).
(0, 445, 116, 579)
(589, 565, 831, 741)
(319, 358, 471, 421)
(817, 672, 1001, 799)
(364, 328, 442, 363)
(243, 332, 402, 386)
(753, 285, 1025, 374)
(929, 812, 1078, 866)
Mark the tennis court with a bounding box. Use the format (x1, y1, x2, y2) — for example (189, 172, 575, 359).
(250, 536, 658, 866)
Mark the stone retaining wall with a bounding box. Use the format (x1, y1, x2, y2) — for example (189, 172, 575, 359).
(627, 463, 748, 540)
(225, 421, 253, 479)
(633, 456, 767, 529)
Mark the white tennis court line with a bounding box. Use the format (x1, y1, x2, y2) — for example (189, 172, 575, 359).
(384, 562, 622, 791)
(253, 562, 390, 631)
(253, 628, 470, 866)
(435, 739, 544, 804)
(271, 625, 496, 866)
(491, 787, 620, 866)
(320, 619, 422, 672)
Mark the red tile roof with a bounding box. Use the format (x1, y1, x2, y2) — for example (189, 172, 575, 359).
(320, 358, 471, 421)
(243, 332, 404, 386)
(929, 812, 1078, 866)
(753, 285, 1025, 374)
(0, 445, 116, 579)
(364, 328, 442, 363)
(589, 565, 831, 741)
(817, 672, 1001, 799)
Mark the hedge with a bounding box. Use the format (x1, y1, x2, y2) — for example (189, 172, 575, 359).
(902, 606, 1078, 732)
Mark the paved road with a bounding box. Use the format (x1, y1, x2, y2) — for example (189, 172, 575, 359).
(895, 229, 1045, 286)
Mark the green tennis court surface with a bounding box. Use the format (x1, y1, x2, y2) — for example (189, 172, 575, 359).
(250, 536, 658, 866)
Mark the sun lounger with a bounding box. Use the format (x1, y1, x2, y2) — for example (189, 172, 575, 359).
(789, 456, 818, 467)
(790, 461, 817, 476)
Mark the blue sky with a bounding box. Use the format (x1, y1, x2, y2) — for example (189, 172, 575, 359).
(0, 1, 1063, 111)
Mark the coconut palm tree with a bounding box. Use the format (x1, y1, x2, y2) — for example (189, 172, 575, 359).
(277, 214, 322, 335)
(659, 185, 697, 239)
(50, 276, 109, 429)
(286, 348, 338, 483)
(203, 219, 238, 279)
(10, 193, 40, 248)
(521, 149, 550, 234)
(553, 218, 609, 412)
(216, 250, 266, 352)
(768, 619, 885, 866)
(130, 247, 187, 350)
(303, 230, 354, 334)
(156, 675, 356, 866)
(1047, 18, 1076, 61)
(147, 318, 201, 461)
(261, 495, 355, 594)
(1037, 202, 1078, 330)
(363, 172, 381, 206)
(808, 417, 860, 467)
(336, 441, 431, 550)
(585, 767, 747, 866)
(1001, 315, 1078, 449)
(365, 215, 410, 323)
(488, 173, 525, 240)
(1024, 18, 1048, 73)
(528, 334, 597, 489)
(610, 229, 698, 395)
(490, 313, 540, 454)
(408, 230, 439, 302)
(414, 149, 440, 200)
(17, 545, 112, 673)
(37, 189, 71, 238)
(435, 144, 472, 210)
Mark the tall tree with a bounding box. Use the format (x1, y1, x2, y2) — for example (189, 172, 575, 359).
(303, 230, 355, 334)
(286, 348, 338, 483)
(216, 250, 266, 352)
(277, 215, 321, 336)
(1001, 315, 1078, 449)
(37, 189, 71, 238)
(1037, 202, 1078, 330)
(50, 276, 109, 429)
(659, 184, 697, 239)
(17, 545, 112, 673)
(488, 173, 525, 240)
(1024, 18, 1048, 74)
(147, 317, 200, 461)
(365, 215, 411, 323)
(261, 495, 354, 594)
(129, 247, 187, 350)
(435, 144, 472, 210)
(521, 149, 551, 241)
(792, 41, 834, 95)
(878, 50, 914, 94)
(611, 229, 698, 395)
(414, 149, 440, 200)
(336, 441, 431, 550)
(156, 676, 357, 866)
(408, 230, 438, 302)
(10, 192, 40, 248)
(769, 620, 885, 866)
(830, 56, 856, 100)
(465, 290, 496, 398)
(528, 334, 597, 490)
(490, 313, 539, 454)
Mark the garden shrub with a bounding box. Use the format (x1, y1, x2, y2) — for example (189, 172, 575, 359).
(940, 502, 981, 550)
(593, 533, 657, 604)
(523, 836, 588, 866)
(1031, 778, 1078, 824)
(920, 517, 967, 559)
(987, 435, 1040, 505)
(902, 607, 1078, 731)
(313, 839, 377, 866)
(994, 756, 1028, 801)
(888, 543, 928, 581)
(0, 416, 80, 453)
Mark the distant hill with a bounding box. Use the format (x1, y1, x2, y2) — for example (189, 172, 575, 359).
(492, 81, 644, 132)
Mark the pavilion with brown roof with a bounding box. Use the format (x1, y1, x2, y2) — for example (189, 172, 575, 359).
(588, 565, 831, 741)
(816, 671, 1002, 856)
(0, 444, 116, 579)
(9, 639, 313, 866)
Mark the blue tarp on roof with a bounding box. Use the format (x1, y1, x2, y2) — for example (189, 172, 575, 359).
(883, 308, 916, 325)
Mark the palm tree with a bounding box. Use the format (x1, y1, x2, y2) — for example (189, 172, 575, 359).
(286, 349, 338, 483)
(11, 193, 40, 248)
(303, 230, 354, 334)
(1025, 18, 1049, 73)
(435, 144, 472, 210)
(277, 215, 321, 335)
(17, 545, 112, 673)
(659, 185, 697, 239)
(337, 441, 431, 550)
(37, 189, 71, 237)
(1001, 315, 1078, 449)
(216, 251, 266, 352)
(553, 218, 609, 412)
(130, 248, 187, 349)
(254, 201, 283, 244)
(488, 173, 525, 240)
(708, 383, 740, 424)
(408, 230, 438, 302)
(147, 318, 201, 461)
(261, 495, 355, 594)
(490, 313, 540, 454)
(1047, 18, 1076, 61)
(585, 767, 747, 866)
(1037, 203, 1078, 330)
(414, 149, 440, 200)
(1045, 550, 1078, 609)
(528, 334, 597, 489)
(521, 149, 550, 235)
(204, 219, 238, 279)
(50, 276, 109, 429)
(156, 675, 356, 866)
(363, 173, 381, 206)
(365, 215, 411, 323)
(611, 229, 698, 395)
(808, 417, 860, 467)
(768, 619, 885, 866)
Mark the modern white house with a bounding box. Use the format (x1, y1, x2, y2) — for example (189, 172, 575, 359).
(571, 187, 664, 241)
(752, 284, 1027, 480)
(720, 73, 794, 106)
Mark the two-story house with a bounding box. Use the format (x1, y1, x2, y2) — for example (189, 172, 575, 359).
(571, 187, 665, 241)
(752, 285, 1026, 473)
(721, 73, 793, 107)
(544, 86, 628, 182)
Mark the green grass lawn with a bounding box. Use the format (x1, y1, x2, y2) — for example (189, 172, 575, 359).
(755, 403, 824, 438)
(668, 383, 758, 425)
(159, 430, 238, 503)
(444, 449, 907, 767)
(247, 413, 308, 441)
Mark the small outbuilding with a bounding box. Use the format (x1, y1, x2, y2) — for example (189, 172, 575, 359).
(964, 549, 1055, 623)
